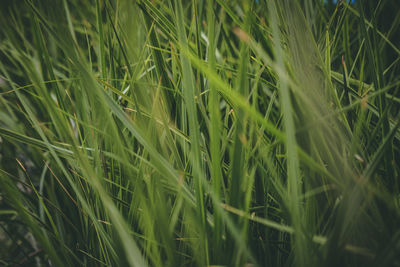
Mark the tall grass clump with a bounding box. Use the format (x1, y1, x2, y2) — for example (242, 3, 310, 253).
(0, 0, 399, 266)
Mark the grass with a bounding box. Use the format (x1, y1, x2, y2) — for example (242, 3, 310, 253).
(0, 0, 399, 266)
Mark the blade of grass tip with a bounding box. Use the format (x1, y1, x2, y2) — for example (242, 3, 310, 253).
(343, 13, 352, 75)
(96, 0, 106, 78)
(341, 55, 351, 122)
(174, 0, 209, 265)
(349, 91, 367, 163)
(194, 0, 205, 95)
(325, 26, 331, 85)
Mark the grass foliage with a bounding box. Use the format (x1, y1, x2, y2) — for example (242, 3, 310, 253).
(0, 0, 399, 266)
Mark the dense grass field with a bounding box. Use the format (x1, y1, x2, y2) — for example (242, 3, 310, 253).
(0, 0, 399, 266)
